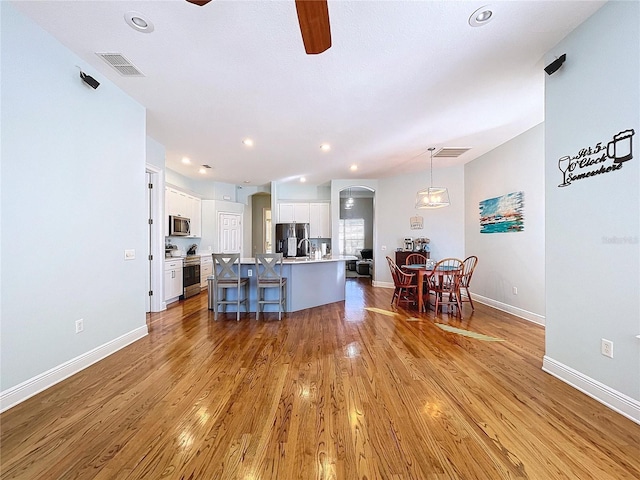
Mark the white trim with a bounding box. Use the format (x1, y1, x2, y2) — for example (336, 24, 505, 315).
(472, 293, 545, 325)
(543, 356, 640, 425)
(0, 326, 148, 413)
(372, 280, 394, 289)
(146, 164, 166, 312)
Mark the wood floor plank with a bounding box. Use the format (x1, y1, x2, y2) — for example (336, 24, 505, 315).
(2, 278, 639, 479)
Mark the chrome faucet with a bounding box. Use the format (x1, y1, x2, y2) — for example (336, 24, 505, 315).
(297, 238, 311, 257)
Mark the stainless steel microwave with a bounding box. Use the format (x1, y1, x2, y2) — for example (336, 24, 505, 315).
(169, 215, 191, 236)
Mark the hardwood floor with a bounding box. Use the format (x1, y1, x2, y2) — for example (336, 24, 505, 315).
(2, 278, 639, 479)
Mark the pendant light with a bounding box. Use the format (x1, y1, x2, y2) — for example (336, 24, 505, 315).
(345, 187, 354, 209)
(415, 147, 450, 209)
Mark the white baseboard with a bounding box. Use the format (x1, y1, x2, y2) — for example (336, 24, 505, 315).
(543, 356, 640, 425)
(0, 326, 148, 413)
(372, 280, 394, 289)
(472, 293, 545, 325)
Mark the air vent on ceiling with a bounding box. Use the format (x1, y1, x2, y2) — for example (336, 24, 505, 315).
(434, 148, 470, 158)
(96, 53, 144, 76)
(201, 164, 212, 169)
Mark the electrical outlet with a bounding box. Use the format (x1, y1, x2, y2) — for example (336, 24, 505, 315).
(512, 286, 518, 295)
(75, 319, 84, 334)
(248, 268, 252, 277)
(381, 245, 387, 251)
(124, 249, 135, 260)
(601, 338, 613, 358)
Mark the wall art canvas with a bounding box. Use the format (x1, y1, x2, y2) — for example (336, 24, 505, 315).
(479, 191, 524, 234)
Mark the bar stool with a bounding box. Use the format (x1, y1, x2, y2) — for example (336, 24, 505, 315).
(211, 253, 249, 321)
(255, 253, 287, 320)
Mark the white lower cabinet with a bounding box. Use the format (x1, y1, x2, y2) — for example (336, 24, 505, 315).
(200, 255, 213, 288)
(164, 258, 183, 302)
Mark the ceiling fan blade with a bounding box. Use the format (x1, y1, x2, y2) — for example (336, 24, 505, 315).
(185, 0, 212, 6)
(295, 0, 332, 55)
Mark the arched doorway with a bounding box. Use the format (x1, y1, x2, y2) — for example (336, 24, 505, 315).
(338, 186, 375, 280)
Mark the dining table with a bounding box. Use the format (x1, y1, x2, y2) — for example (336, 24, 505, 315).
(402, 263, 434, 312)
(402, 263, 460, 312)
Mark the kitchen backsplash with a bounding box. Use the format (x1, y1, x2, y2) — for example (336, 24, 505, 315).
(165, 237, 205, 254)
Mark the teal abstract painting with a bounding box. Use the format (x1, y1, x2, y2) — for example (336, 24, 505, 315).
(479, 192, 524, 234)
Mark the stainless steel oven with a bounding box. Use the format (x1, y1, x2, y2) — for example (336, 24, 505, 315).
(183, 255, 201, 298)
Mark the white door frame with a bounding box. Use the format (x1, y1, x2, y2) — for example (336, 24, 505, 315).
(146, 164, 166, 312)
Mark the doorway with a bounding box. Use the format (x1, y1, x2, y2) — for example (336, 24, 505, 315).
(264, 208, 272, 253)
(339, 186, 375, 280)
(146, 164, 164, 313)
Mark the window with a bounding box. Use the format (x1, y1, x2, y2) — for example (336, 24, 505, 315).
(339, 218, 365, 255)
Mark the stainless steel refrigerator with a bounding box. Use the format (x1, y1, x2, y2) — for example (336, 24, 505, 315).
(275, 223, 310, 257)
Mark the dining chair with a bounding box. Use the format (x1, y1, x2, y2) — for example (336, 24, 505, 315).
(386, 256, 418, 308)
(460, 256, 478, 310)
(211, 253, 249, 321)
(404, 253, 428, 266)
(255, 253, 287, 321)
(426, 257, 464, 317)
(404, 253, 428, 292)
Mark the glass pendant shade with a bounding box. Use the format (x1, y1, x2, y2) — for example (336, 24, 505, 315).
(415, 147, 450, 209)
(415, 186, 450, 209)
(344, 188, 354, 209)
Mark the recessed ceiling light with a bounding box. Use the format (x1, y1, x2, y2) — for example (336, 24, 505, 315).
(124, 11, 154, 33)
(243, 180, 251, 184)
(181, 157, 191, 164)
(198, 167, 207, 174)
(300, 177, 307, 183)
(242, 138, 254, 147)
(350, 164, 358, 172)
(469, 5, 493, 27)
(320, 144, 331, 152)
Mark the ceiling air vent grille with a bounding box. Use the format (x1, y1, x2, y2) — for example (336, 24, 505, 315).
(434, 148, 470, 158)
(96, 53, 144, 77)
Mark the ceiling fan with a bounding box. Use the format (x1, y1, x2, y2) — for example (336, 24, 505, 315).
(186, 0, 332, 55)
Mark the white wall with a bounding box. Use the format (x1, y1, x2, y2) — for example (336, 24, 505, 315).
(464, 124, 545, 323)
(376, 166, 465, 285)
(1, 4, 148, 403)
(544, 0, 639, 421)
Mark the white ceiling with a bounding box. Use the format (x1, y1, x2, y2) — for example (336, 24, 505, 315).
(12, 0, 605, 186)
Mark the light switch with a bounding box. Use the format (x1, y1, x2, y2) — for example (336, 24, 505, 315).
(124, 249, 135, 260)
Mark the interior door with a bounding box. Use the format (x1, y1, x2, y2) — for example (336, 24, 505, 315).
(219, 212, 242, 253)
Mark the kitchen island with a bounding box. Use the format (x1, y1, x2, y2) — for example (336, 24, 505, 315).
(206, 255, 357, 314)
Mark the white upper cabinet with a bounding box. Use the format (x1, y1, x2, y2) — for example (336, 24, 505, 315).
(278, 202, 330, 238)
(189, 196, 201, 238)
(309, 203, 331, 238)
(277, 203, 310, 224)
(166, 186, 201, 237)
(166, 187, 189, 218)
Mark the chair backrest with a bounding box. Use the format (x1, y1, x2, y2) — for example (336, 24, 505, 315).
(255, 253, 283, 282)
(461, 256, 478, 287)
(405, 253, 427, 265)
(386, 255, 415, 287)
(213, 253, 241, 282)
(386, 256, 398, 283)
(427, 257, 464, 288)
